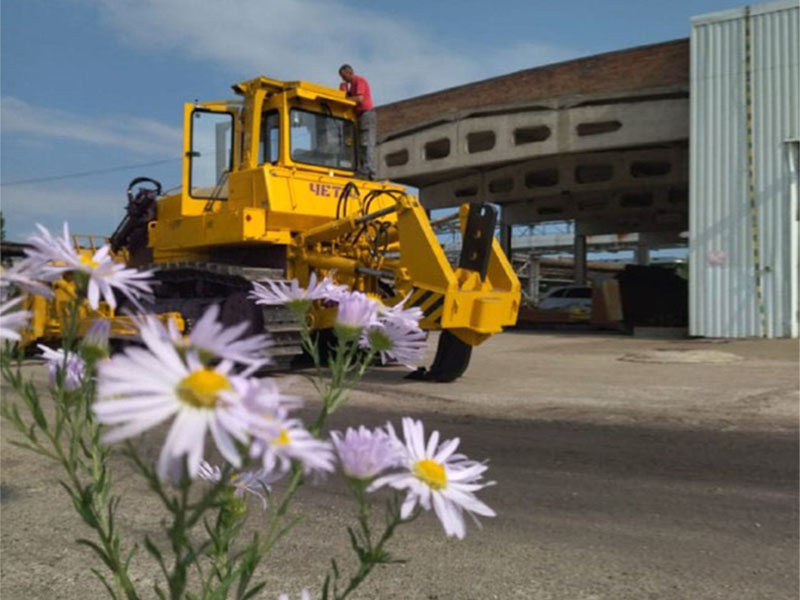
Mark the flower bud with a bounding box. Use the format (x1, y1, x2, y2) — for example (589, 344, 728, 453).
(81, 318, 110, 362)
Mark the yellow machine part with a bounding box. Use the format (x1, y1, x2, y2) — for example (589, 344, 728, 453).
(21, 76, 521, 383)
(138, 76, 520, 349)
(19, 245, 184, 348)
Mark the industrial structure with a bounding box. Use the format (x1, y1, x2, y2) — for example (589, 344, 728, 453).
(376, 0, 798, 338)
(690, 1, 799, 338)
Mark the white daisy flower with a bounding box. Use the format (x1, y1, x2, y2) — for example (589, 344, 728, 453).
(37, 344, 86, 391)
(139, 305, 272, 371)
(0, 297, 30, 342)
(250, 416, 335, 477)
(249, 272, 344, 314)
(93, 332, 269, 481)
(278, 590, 311, 600)
(362, 321, 427, 369)
(177, 304, 272, 368)
(24, 223, 153, 310)
(330, 425, 403, 481)
(197, 460, 280, 510)
(20, 223, 75, 272)
(369, 417, 496, 539)
(378, 293, 424, 330)
(237, 375, 303, 420)
(0, 259, 55, 299)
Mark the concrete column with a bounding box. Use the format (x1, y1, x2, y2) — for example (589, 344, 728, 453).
(529, 253, 540, 304)
(574, 234, 587, 284)
(499, 220, 513, 258)
(635, 236, 650, 266)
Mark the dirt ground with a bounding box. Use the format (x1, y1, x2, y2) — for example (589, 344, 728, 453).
(1, 330, 798, 599)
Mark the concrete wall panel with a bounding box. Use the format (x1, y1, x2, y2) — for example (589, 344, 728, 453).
(690, 0, 799, 338)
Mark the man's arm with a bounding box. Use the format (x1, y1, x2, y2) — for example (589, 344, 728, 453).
(348, 79, 365, 103)
(339, 81, 363, 102)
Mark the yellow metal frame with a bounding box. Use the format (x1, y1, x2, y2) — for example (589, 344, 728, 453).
(147, 76, 520, 345)
(20, 75, 520, 349)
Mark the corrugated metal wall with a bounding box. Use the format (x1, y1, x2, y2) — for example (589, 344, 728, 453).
(690, 1, 800, 338)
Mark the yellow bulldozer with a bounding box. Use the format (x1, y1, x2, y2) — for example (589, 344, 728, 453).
(26, 76, 520, 381)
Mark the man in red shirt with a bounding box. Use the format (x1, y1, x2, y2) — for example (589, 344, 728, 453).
(339, 64, 376, 180)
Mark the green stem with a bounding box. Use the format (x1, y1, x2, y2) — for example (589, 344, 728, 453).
(335, 507, 405, 600)
(1, 303, 140, 600)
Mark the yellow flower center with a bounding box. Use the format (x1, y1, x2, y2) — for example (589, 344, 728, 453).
(413, 459, 447, 490)
(176, 368, 231, 408)
(275, 429, 290, 446)
(80, 254, 99, 269)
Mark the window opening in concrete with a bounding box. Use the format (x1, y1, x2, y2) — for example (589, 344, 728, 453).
(538, 206, 564, 216)
(620, 192, 654, 207)
(525, 168, 559, 188)
(489, 177, 514, 194)
(575, 164, 614, 184)
(424, 138, 451, 160)
(576, 120, 622, 136)
(514, 125, 551, 145)
(578, 199, 608, 211)
(631, 161, 672, 178)
(384, 149, 409, 167)
(466, 131, 496, 153)
(454, 186, 478, 198)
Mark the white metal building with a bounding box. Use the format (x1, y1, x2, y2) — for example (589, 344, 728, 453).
(690, 0, 800, 338)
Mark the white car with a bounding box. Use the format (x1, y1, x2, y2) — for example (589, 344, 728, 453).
(538, 285, 593, 311)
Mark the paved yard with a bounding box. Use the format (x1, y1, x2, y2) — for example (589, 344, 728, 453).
(1, 330, 797, 598)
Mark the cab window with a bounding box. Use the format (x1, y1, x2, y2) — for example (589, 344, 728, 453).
(289, 108, 355, 170)
(259, 111, 280, 164)
(189, 110, 233, 199)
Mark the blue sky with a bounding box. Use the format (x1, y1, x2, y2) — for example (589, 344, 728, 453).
(2, 0, 738, 241)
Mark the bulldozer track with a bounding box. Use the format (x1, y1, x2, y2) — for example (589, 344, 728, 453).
(146, 261, 304, 364)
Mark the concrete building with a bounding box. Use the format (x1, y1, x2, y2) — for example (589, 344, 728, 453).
(375, 1, 799, 338)
(376, 38, 690, 294)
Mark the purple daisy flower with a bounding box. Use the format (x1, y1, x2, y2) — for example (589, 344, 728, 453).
(330, 425, 404, 481)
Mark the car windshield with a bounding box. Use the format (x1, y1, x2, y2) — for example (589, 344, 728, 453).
(290, 108, 355, 170)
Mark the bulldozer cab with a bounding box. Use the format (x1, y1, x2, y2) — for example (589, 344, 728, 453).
(182, 77, 358, 204)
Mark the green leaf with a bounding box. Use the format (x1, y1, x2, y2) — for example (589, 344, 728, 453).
(124, 543, 138, 571)
(8, 439, 51, 458)
(28, 394, 48, 430)
(76, 538, 115, 572)
(207, 575, 236, 600)
(241, 582, 267, 600)
(322, 575, 331, 600)
(90, 567, 119, 600)
(143, 535, 163, 562)
(346, 527, 367, 560)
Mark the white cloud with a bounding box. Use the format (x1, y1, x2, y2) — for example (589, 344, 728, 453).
(1, 97, 182, 156)
(1, 183, 125, 241)
(87, 0, 578, 104)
